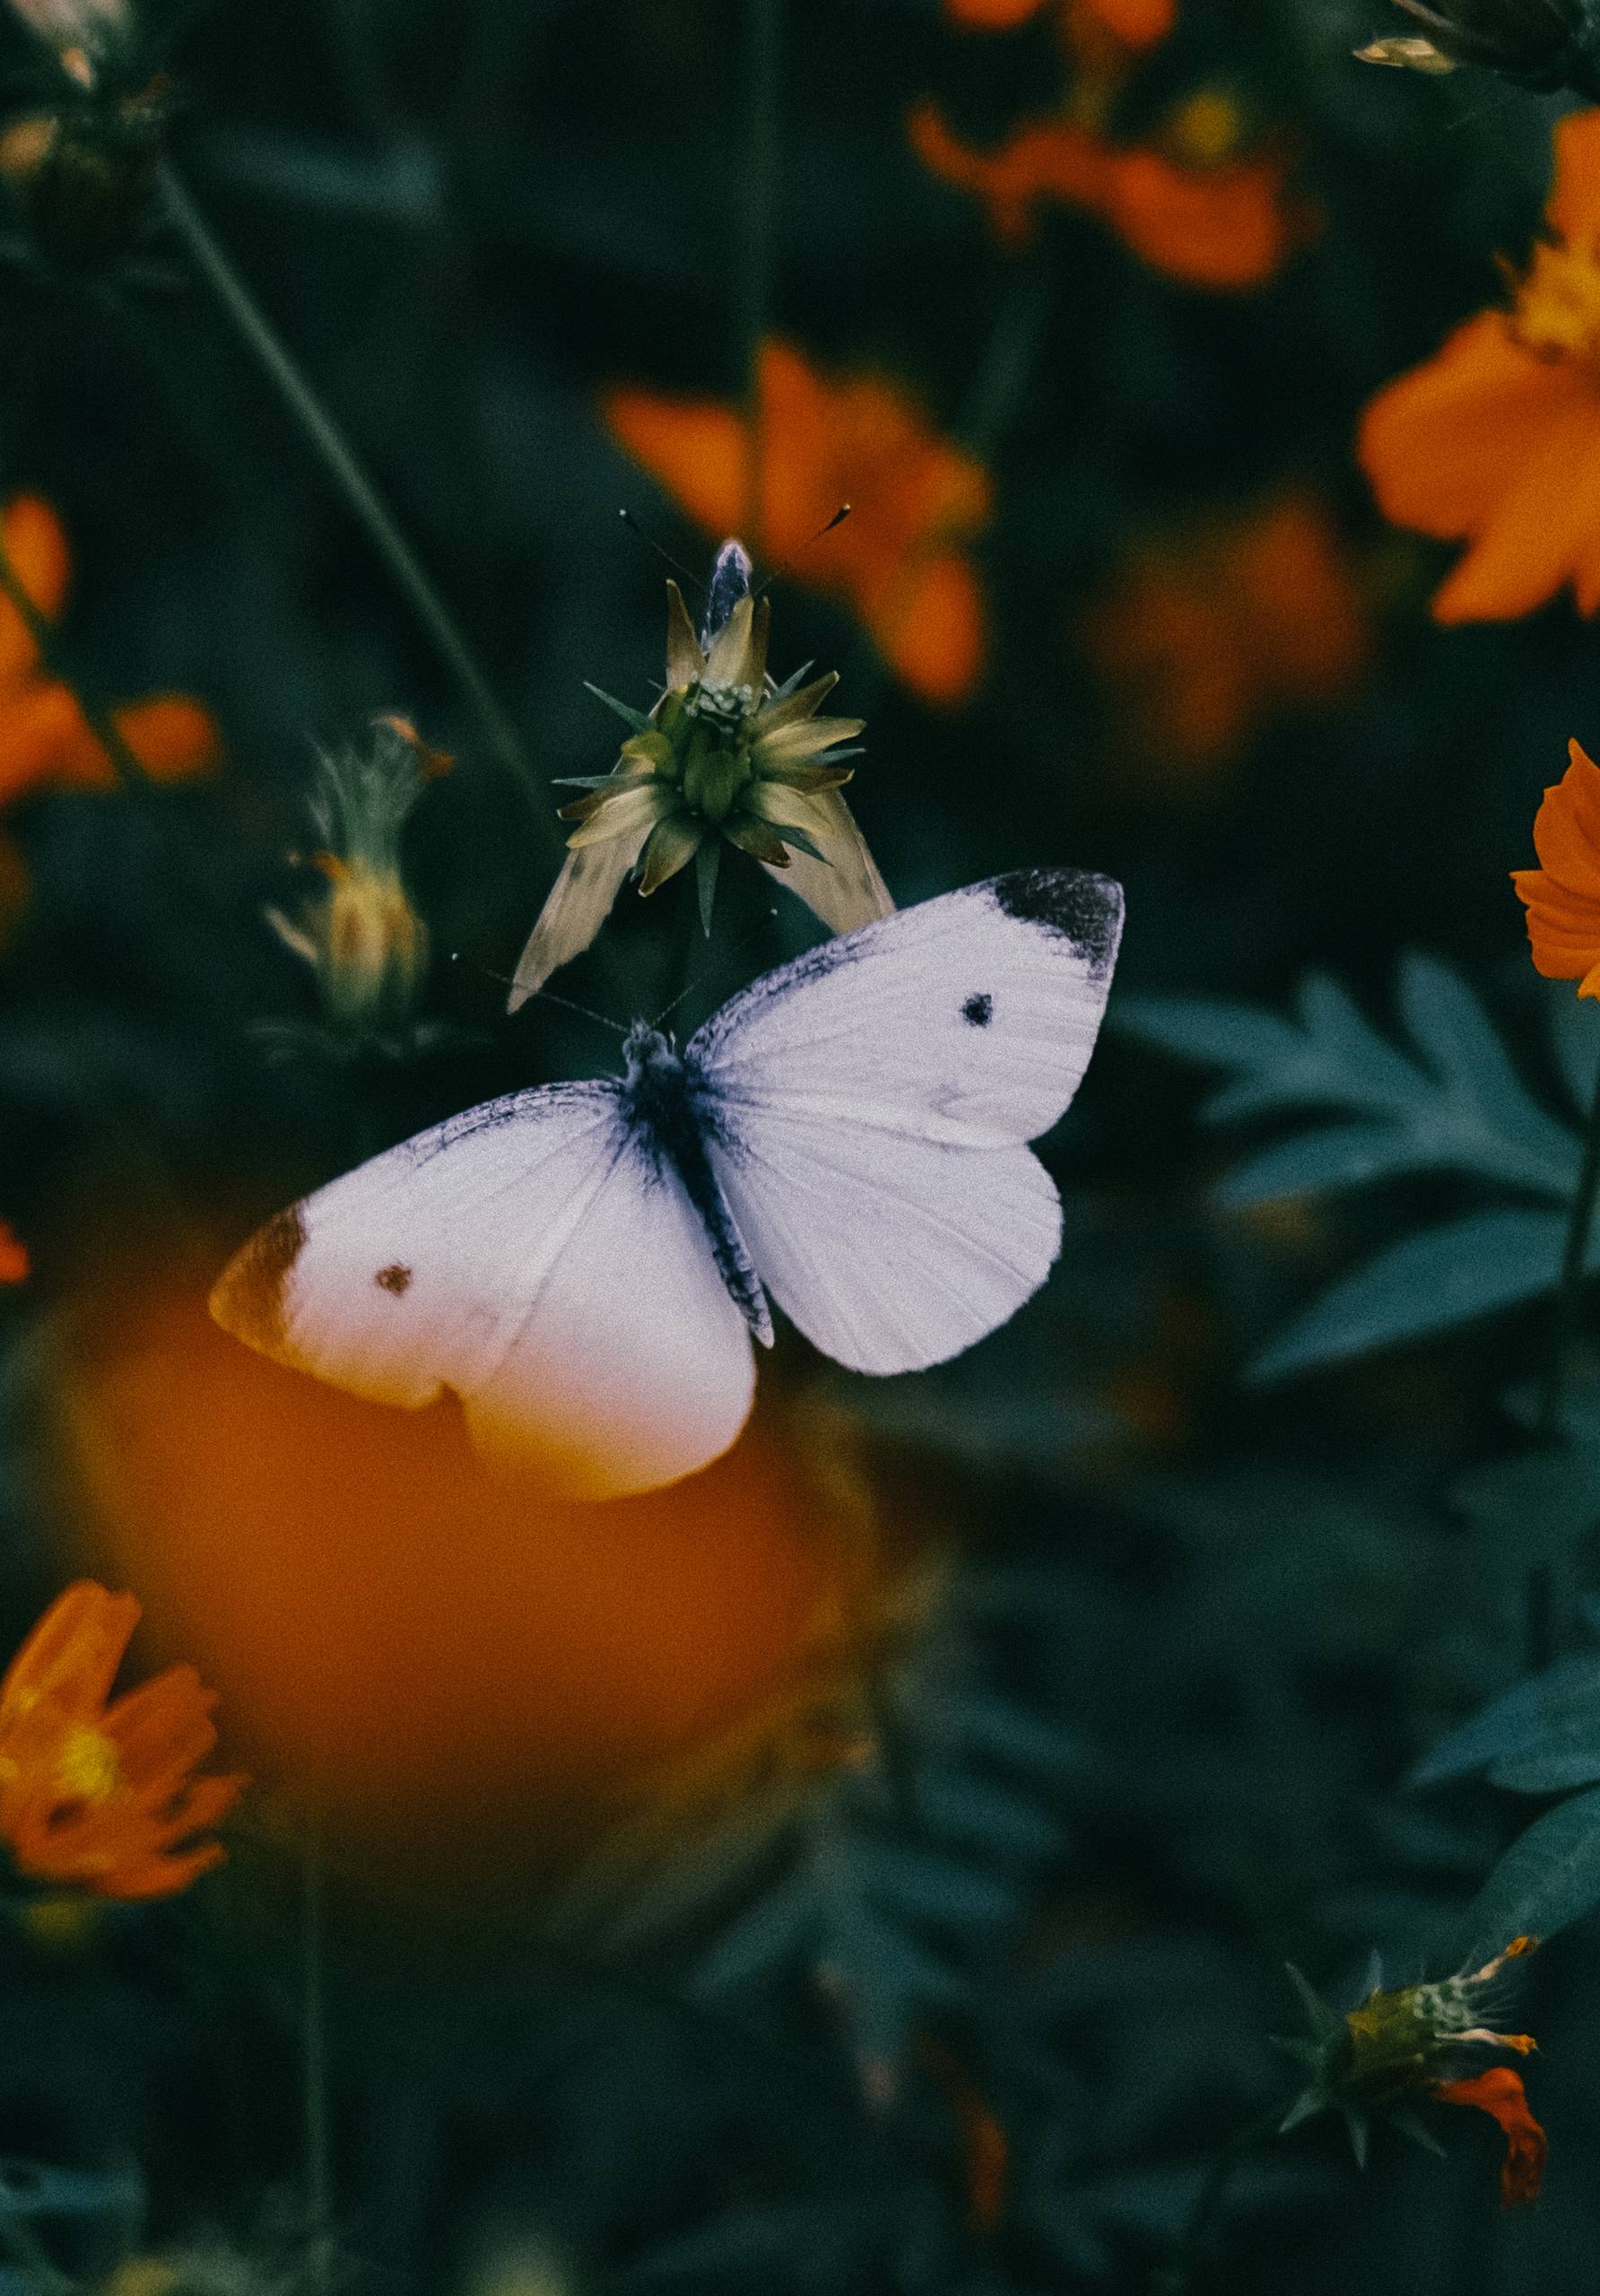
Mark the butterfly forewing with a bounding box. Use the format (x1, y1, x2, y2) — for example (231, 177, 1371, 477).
(689, 870, 1123, 1144)
(689, 870, 1122, 1376)
(210, 1081, 756, 1500)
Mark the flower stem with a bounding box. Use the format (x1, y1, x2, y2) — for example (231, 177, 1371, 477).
(302, 1808, 334, 2296)
(739, 0, 782, 551)
(155, 158, 542, 815)
(1161, 2102, 1285, 2292)
(0, 538, 148, 793)
(1527, 1050, 1600, 1669)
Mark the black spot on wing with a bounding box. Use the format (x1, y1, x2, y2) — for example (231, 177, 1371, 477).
(210, 1203, 308, 1354)
(989, 869, 1124, 977)
(375, 1264, 413, 1295)
(962, 992, 993, 1027)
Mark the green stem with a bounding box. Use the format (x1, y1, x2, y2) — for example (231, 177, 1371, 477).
(740, 0, 782, 550)
(155, 158, 542, 816)
(303, 1809, 334, 2296)
(0, 540, 148, 793)
(1527, 1052, 1600, 1668)
(1161, 2103, 1285, 2292)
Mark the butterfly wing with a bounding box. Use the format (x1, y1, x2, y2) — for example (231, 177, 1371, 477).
(687, 869, 1122, 1374)
(209, 1081, 756, 1500)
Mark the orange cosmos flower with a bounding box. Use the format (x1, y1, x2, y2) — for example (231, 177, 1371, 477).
(1431, 2068, 1548, 2208)
(908, 100, 1312, 287)
(0, 1222, 27, 1283)
(0, 1579, 246, 1898)
(0, 494, 219, 934)
(1511, 737, 1600, 992)
(604, 341, 990, 707)
(1358, 108, 1600, 623)
(1080, 489, 1370, 773)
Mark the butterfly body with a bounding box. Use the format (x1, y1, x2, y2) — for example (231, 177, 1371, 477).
(212, 870, 1124, 1500)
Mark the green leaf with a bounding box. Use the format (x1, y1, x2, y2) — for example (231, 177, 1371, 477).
(1282, 1962, 1343, 2044)
(694, 839, 719, 936)
(1218, 1122, 1438, 1208)
(1248, 1209, 1578, 1384)
(1411, 1654, 1600, 1787)
(1452, 1783, 1600, 1964)
(583, 682, 654, 733)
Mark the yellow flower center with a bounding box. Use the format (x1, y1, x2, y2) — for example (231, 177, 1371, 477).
(1511, 238, 1600, 372)
(55, 1725, 119, 1803)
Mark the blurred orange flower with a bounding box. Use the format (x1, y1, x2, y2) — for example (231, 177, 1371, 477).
(1080, 489, 1370, 773)
(0, 1579, 245, 1898)
(946, 0, 1175, 51)
(0, 1222, 26, 1283)
(908, 99, 1312, 287)
(1431, 2068, 1547, 2208)
(1359, 109, 1600, 623)
(604, 341, 990, 707)
(1511, 737, 1600, 993)
(0, 493, 219, 932)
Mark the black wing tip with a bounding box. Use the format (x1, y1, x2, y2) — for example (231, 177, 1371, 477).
(988, 869, 1124, 977)
(209, 1203, 308, 1354)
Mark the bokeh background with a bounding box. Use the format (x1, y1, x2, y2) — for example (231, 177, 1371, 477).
(1, 0, 1598, 2289)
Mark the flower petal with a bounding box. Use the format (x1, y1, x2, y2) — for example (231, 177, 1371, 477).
(755, 789, 894, 935)
(507, 829, 653, 1012)
(1432, 2068, 1547, 2208)
(1548, 108, 1600, 248)
(664, 581, 705, 691)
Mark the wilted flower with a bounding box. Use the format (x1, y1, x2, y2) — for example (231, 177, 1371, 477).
(266, 715, 448, 1039)
(6, 0, 128, 60)
(1359, 109, 1600, 624)
(510, 554, 888, 1010)
(0, 1580, 246, 1899)
(0, 1222, 26, 1283)
(1356, 0, 1600, 94)
(1512, 736, 1600, 993)
(604, 342, 990, 706)
(1281, 1938, 1545, 2208)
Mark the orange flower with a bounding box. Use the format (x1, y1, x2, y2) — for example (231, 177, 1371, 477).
(1511, 737, 1600, 991)
(1080, 489, 1370, 773)
(0, 494, 219, 934)
(1431, 2068, 1548, 2208)
(947, 0, 1175, 50)
(907, 100, 1312, 288)
(0, 1580, 245, 1898)
(0, 1222, 28, 1283)
(1357, 109, 1600, 624)
(604, 341, 990, 708)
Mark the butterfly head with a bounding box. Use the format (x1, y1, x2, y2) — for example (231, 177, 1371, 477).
(621, 1019, 680, 1081)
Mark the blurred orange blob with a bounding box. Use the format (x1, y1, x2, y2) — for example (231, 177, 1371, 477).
(604, 341, 990, 708)
(948, 0, 1174, 44)
(1080, 489, 1370, 775)
(0, 494, 220, 937)
(1360, 108, 1600, 624)
(0, 1222, 27, 1283)
(908, 101, 1312, 287)
(52, 1256, 865, 1888)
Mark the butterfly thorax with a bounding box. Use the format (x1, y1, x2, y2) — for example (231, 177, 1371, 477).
(618, 1022, 771, 1344)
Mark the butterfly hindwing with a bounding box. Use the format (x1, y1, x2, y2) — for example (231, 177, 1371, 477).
(210, 1080, 756, 1500)
(689, 870, 1122, 1375)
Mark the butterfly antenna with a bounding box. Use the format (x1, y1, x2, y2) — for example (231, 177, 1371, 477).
(751, 504, 852, 604)
(449, 952, 629, 1040)
(618, 509, 702, 593)
(648, 910, 778, 1031)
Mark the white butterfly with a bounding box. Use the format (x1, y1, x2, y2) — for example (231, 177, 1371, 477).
(210, 868, 1124, 1500)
